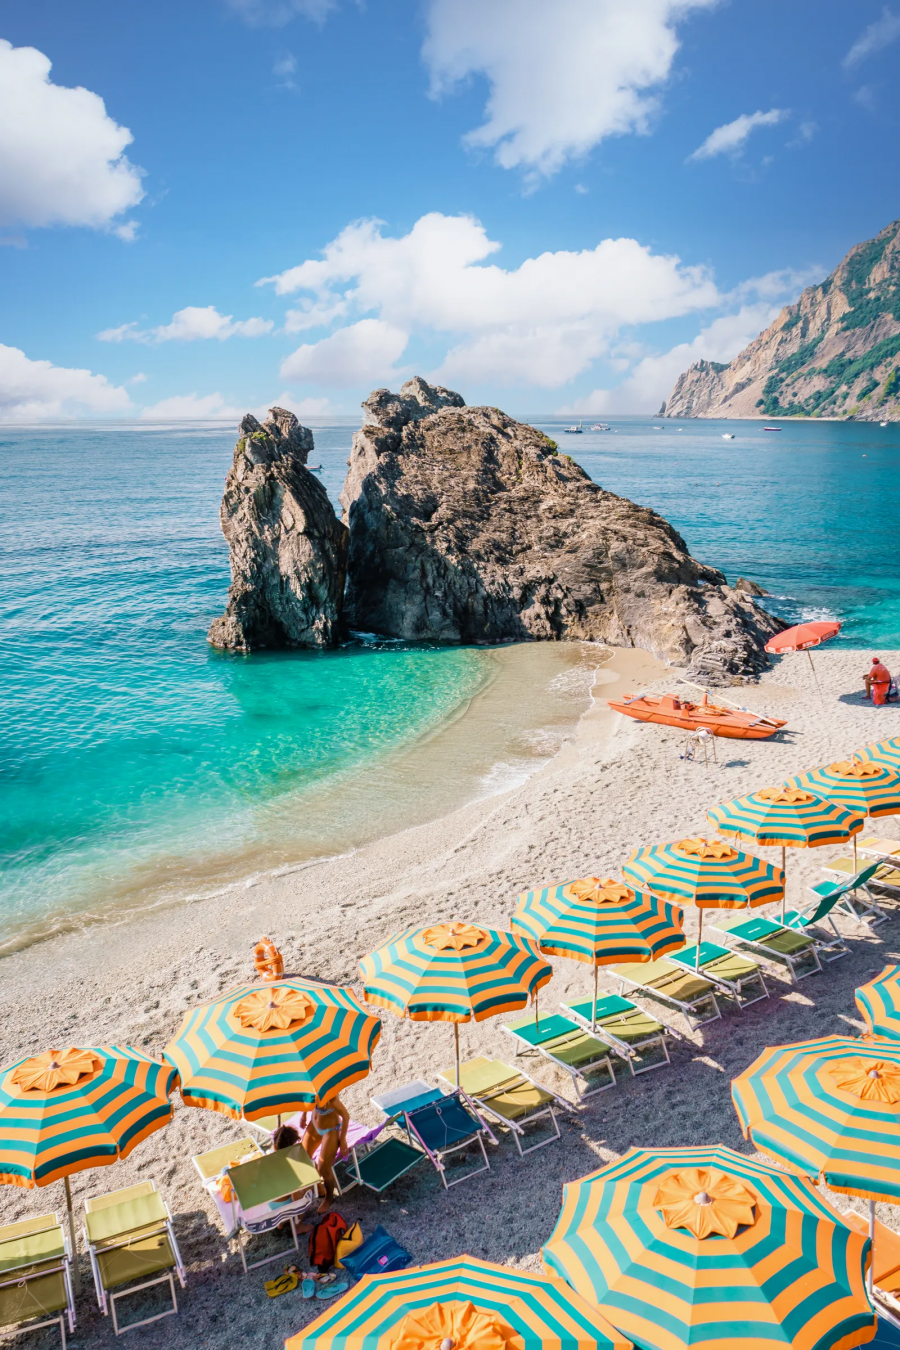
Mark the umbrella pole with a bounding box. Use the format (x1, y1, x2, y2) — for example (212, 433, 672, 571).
(534, 988, 540, 1035)
(854, 833, 858, 873)
(696, 910, 703, 970)
(64, 1175, 81, 1294)
(454, 1023, 460, 1084)
(869, 1199, 876, 1298)
(592, 963, 598, 1033)
(781, 846, 787, 923)
(806, 649, 824, 702)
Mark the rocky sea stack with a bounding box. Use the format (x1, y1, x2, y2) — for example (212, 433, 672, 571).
(208, 407, 348, 651)
(340, 378, 781, 683)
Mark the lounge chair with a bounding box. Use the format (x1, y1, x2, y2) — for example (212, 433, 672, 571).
(83, 1181, 185, 1335)
(711, 913, 822, 982)
(361, 1082, 443, 1192)
(610, 957, 721, 1028)
(242, 1112, 389, 1196)
(438, 1056, 574, 1154)
(844, 1210, 900, 1327)
(404, 1091, 496, 1188)
(669, 942, 769, 1008)
(501, 1013, 617, 1100)
(824, 856, 900, 899)
(780, 891, 850, 960)
(806, 862, 887, 928)
(858, 835, 900, 864)
(560, 994, 681, 1074)
(193, 1138, 320, 1274)
(0, 1214, 74, 1349)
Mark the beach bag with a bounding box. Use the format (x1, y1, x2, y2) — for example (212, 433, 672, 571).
(335, 1221, 363, 1269)
(337, 1225, 410, 1277)
(309, 1212, 348, 1271)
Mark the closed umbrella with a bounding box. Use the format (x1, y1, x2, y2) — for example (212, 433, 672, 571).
(542, 1143, 873, 1350)
(286, 1253, 631, 1350)
(359, 921, 551, 1080)
(163, 979, 381, 1120)
(511, 877, 684, 1029)
(623, 836, 782, 967)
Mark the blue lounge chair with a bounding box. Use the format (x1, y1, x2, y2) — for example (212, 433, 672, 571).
(404, 1091, 496, 1188)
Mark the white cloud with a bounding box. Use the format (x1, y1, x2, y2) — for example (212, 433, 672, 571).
(280, 319, 409, 387)
(0, 344, 132, 421)
(262, 212, 719, 388)
(139, 392, 246, 419)
(0, 39, 144, 231)
(788, 120, 818, 148)
(689, 108, 788, 160)
(422, 0, 718, 178)
(226, 0, 335, 24)
(843, 7, 900, 67)
(273, 53, 298, 87)
(98, 305, 273, 343)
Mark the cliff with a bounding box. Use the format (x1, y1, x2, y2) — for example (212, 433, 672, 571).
(663, 218, 900, 420)
(340, 378, 782, 683)
(208, 407, 348, 651)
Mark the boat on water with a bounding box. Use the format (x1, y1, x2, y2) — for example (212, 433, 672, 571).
(881, 421, 889, 427)
(308, 463, 323, 472)
(721, 433, 735, 440)
(563, 423, 583, 434)
(607, 691, 786, 740)
(590, 422, 611, 431)
(763, 426, 781, 432)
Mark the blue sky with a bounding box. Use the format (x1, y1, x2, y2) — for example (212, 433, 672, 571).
(1, 0, 898, 420)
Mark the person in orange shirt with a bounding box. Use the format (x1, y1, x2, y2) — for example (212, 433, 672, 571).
(865, 657, 892, 705)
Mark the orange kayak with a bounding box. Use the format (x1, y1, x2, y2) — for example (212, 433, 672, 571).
(607, 692, 786, 740)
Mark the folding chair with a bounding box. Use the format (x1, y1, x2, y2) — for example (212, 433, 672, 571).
(781, 890, 850, 960)
(223, 1144, 320, 1274)
(438, 1056, 574, 1155)
(711, 914, 822, 982)
(83, 1181, 185, 1335)
(560, 994, 681, 1074)
(0, 1214, 74, 1349)
(363, 1082, 443, 1192)
(404, 1091, 497, 1188)
(806, 862, 887, 928)
(501, 1014, 616, 1100)
(670, 942, 769, 1008)
(610, 958, 721, 1028)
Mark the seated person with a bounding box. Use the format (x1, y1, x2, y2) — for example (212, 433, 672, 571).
(301, 1095, 349, 1212)
(271, 1123, 315, 1209)
(866, 657, 893, 705)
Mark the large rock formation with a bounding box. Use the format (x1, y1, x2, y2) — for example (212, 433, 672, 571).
(208, 407, 348, 651)
(663, 218, 900, 420)
(340, 378, 782, 682)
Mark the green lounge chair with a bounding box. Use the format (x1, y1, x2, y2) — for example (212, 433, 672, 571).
(779, 889, 849, 960)
(560, 994, 681, 1074)
(669, 942, 769, 1007)
(0, 1214, 74, 1349)
(807, 862, 887, 928)
(610, 957, 721, 1028)
(438, 1056, 574, 1155)
(501, 1014, 616, 1100)
(710, 913, 822, 982)
(84, 1181, 185, 1335)
(824, 855, 900, 898)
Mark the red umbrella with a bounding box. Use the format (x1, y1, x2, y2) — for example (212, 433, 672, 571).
(766, 621, 841, 695)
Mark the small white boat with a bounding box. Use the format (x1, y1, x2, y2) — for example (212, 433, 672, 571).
(721, 433, 735, 440)
(590, 422, 611, 431)
(308, 463, 323, 471)
(881, 421, 889, 427)
(563, 423, 583, 434)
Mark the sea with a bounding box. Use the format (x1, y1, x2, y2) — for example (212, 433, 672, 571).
(1, 414, 898, 950)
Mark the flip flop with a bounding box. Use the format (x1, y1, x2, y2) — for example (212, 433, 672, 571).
(316, 1280, 350, 1299)
(265, 1269, 300, 1298)
(302, 1278, 316, 1298)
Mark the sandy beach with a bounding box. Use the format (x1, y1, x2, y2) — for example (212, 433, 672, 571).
(2, 643, 899, 1350)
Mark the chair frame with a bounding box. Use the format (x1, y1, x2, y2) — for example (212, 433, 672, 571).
(502, 1016, 617, 1101)
(437, 1060, 574, 1156)
(84, 1185, 186, 1335)
(710, 916, 822, 983)
(0, 1216, 74, 1350)
(611, 961, 721, 1029)
(403, 1090, 497, 1189)
(560, 997, 681, 1075)
(669, 944, 770, 1008)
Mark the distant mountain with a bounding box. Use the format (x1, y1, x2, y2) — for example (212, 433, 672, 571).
(662, 219, 900, 421)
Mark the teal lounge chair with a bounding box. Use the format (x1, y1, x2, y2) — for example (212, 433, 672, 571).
(669, 942, 769, 1008)
(780, 889, 850, 960)
(559, 994, 681, 1075)
(806, 862, 887, 929)
(501, 1014, 616, 1100)
(710, 914, 822, 982)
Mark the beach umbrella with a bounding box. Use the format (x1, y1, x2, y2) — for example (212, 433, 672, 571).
(708, 785, 863, 919)
(622, 837, 783, 967)
(733, 1034, 900, 1295)
(856, 965, 900, 1041)
(286, 1253, 631, 1350)
(542, 1143, 873, 1350)
(359, 921, 551, 1080)
(0, 1045, 176, 1290)
(786, 760, 900, 868)
(511, 877, 684, 1029)
(163, 978, 381, 1121)
(766, 621, 841, 695)
(857, 738, 900, 773)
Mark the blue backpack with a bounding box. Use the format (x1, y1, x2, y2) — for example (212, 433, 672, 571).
(337, 1224, 410, 1277)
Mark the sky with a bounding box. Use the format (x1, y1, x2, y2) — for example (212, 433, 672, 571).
(1, 0, 899, 421)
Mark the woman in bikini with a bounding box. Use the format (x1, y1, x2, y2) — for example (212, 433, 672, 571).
(301, 1094, 349, 1212)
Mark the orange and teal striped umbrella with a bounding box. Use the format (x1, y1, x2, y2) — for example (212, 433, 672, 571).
(623, 837, 783, 909)
(707, 786, 863, 849)
(857, 738, 900, 773)
(732, 1035, 900, 1201)
(856, 965, 900, 1041)
(787, 760, 900, 820)
(512, 878, 684, 966)
(287, 1254, 631, 1350)
(163, 979, 381, 1121)
(542, 1144, 874, 1350)
(0, 1046, 176, 1188)
(359, 922, 551, 1023)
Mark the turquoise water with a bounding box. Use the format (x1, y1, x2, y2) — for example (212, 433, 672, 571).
(1, 414, 898, 947)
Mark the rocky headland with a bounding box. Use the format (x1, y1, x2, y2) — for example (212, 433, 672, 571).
(339, 378, 781, 682)
(207, 407, 348, 651)
(662, 218, 900, 421)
